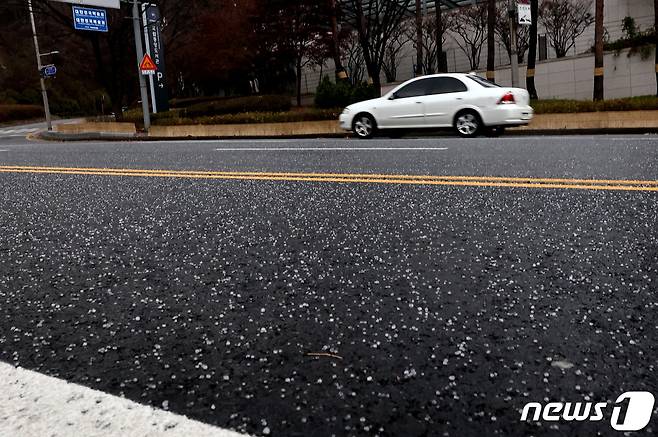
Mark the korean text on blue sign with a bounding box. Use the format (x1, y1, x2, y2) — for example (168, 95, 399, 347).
(72, 6, 108, 32)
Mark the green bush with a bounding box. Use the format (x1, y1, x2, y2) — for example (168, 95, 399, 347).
(314, 76, 377, 108)
(532, 96, 658, 114)
(0, 104, 43, 123)
(600, 17, 655, 60)
(169, 96, 230, 109)
(124, 107, 340, 127)
(183, 95, 291, 118)
(315, 76, 353, 108)
(351, 82, 378, 104)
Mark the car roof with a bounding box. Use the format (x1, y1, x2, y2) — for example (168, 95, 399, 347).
(406, 73, 475, 80)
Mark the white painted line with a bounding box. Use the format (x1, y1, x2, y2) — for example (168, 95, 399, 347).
(0, 362, 250, 437)
(214, 147, 449, 151)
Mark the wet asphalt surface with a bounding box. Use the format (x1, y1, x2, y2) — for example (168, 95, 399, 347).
(0, 135, 657, 436)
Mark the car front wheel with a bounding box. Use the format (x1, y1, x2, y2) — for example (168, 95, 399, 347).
(352, 113, 377, 139)
(454, 110, 482, 138)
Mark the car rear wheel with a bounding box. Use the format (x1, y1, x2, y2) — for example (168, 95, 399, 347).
(352, 113, 376, 139)
(454, 110, 482, 138)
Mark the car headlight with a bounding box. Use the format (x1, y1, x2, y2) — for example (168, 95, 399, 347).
(342, 108, 351, 114)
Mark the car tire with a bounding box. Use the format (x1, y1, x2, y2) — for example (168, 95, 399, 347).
(352, 113, 377, 139)
(485, 126, 505, 137)
(454, 110, 482, 138)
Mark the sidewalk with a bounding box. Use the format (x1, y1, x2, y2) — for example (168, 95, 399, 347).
(38, 111, 658, 141)
(0, 362, 248, 437)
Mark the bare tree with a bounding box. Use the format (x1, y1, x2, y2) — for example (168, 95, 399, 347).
(434, 3, 456, 73)
(342, 30, 366, 84)
(419, 15, 437, 74)
(343, 0, 413, 95)
(495, 2, 530, 63)
(539, 0, 594, 58)
(407, 14, 450, 75)
(328, 0, 348, 81)
(593, 0, 603, 100)
(383, 20, 409, 82)
(452, 3, 488, 70)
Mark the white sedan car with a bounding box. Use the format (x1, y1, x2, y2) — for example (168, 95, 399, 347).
(339, 73, 533, 138)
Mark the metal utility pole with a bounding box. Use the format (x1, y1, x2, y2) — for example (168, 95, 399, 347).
(27, 0, 52, 131)
(132, 0, 151, 130)
(508, 0, 519, 87)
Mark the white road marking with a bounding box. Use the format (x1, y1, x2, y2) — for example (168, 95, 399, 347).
(0, 128, 38, 134)
(0, 362, 250, 437)
(214, 147, 449, 151)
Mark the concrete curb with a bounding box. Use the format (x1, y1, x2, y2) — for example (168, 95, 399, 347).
(38, 131, 137, 141)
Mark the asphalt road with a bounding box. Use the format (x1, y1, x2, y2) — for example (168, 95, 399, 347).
(0, 134, 657, 436)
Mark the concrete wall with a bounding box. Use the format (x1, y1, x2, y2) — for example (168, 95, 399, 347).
(484, 48, 656, 99)
(300, 0, 656, 100)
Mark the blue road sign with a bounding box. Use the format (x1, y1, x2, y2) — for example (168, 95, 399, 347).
(72, 6, 108, 32)
(41, 65, 57, 78)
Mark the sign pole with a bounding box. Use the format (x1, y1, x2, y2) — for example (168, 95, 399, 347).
(141, 3, 157, 113)
(132, 0, 150, 131)
(28, 0, 52, 131)
(508, 0, 520, 87)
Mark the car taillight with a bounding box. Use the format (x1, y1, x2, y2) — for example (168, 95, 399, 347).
(498, 92, 516, 104)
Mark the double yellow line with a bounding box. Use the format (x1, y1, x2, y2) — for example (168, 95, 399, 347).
(0, 165, 657, 191)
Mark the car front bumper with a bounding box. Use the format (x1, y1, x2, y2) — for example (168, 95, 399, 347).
(339, 113, 352, 131)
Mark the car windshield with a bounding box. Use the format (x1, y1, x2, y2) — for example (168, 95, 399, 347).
(466, 75, 500, 88)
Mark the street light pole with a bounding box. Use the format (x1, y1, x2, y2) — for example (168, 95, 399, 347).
(27, 0, 52, 131)
(132, 0, 151, 131)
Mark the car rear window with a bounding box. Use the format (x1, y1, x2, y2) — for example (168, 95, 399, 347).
(427, 77, 468, 94)
(466, 75, 500, 88)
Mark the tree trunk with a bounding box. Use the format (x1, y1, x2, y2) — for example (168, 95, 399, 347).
(370, 68, 381, 96)
(435, 1, 446, 72)
(593, 0, 604, 101)
(415, 0, 423, 76)
(329, 0, 348, 82)
(654, 0, 657, 96)
(486, 0, 496, 81)
(526, 0, 538, 99)
(296, 57, 302, 107)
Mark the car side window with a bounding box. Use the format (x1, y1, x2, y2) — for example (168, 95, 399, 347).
(394, 79, 432, 99)
(427, 77, 468, 95)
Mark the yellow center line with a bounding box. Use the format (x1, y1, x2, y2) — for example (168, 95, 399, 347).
(0, 165, 656, 192)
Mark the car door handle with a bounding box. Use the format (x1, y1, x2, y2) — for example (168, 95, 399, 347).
(415, 101, 423, 104)
(455, 97, 463, 100)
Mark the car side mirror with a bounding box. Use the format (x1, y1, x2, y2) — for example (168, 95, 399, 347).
(388, 94, 396, 100)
